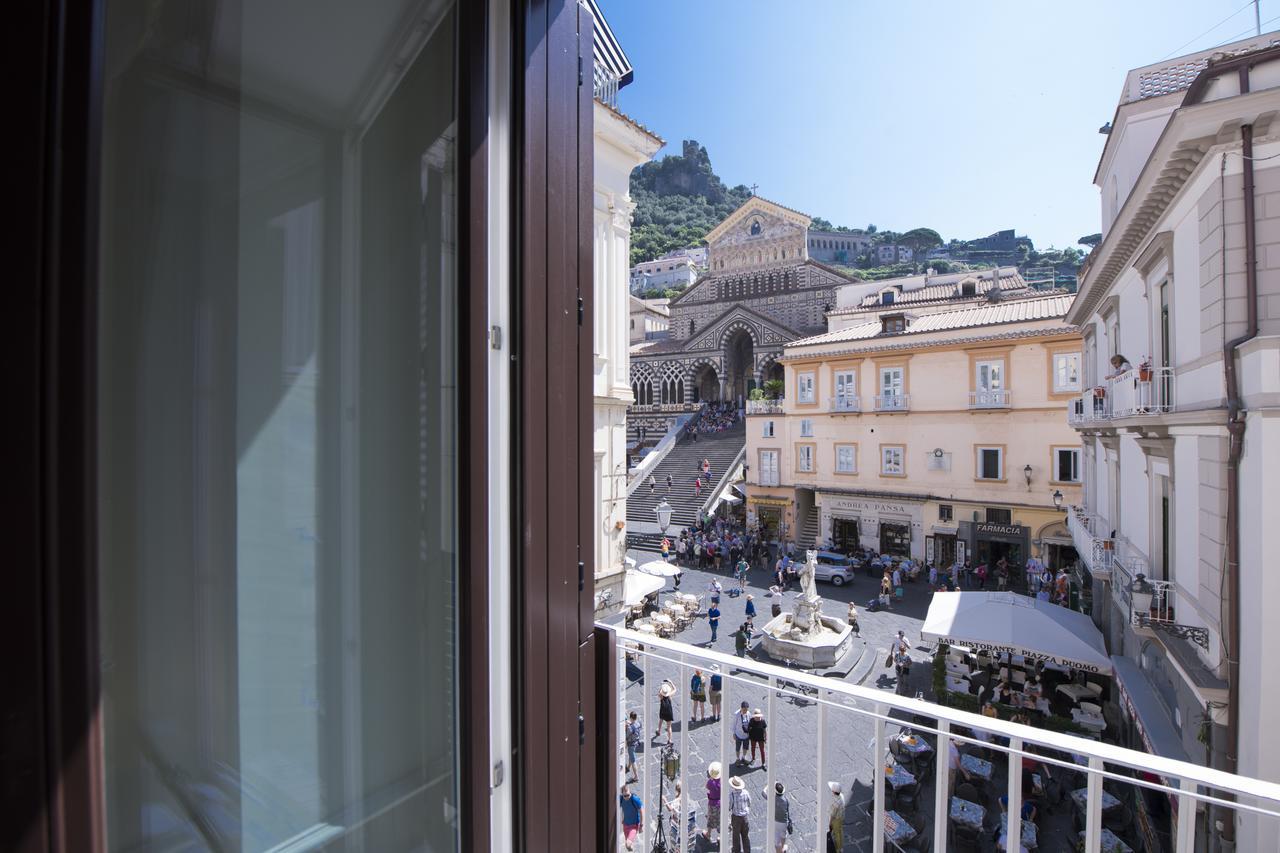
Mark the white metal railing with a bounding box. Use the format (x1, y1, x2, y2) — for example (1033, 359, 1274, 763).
(969, 389, 1011, 409)
(1110, 367, 1174, 418)
(1068, 389, 1112, 425)
(602, 622, 1280, 853)
(1110, 547, 1148, 614)
(746, 398, 785, 415)
(1145, 578, 1178, 624)
(829, 395, 861, 413)
(630, 402, 700, 414)
(873, 393, 910, 412)
(594, 64, 620, 108)
(1066, 507, 1114, 578)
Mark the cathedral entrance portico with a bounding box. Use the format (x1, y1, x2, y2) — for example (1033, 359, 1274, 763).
(724, 326, 755, 403)
(693, 363, 721, 402)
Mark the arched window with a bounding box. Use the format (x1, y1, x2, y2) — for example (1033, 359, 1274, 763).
(676, 378, 684, 402)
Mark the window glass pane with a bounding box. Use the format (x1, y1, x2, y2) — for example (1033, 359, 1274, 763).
(97, 3, 461, 850)
(981, 448, 1002, 479)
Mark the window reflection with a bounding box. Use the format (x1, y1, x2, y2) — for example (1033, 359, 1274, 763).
(98, 2, 460, 850)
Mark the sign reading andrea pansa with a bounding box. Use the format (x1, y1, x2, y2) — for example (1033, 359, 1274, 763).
(934, 636, 1106, 675)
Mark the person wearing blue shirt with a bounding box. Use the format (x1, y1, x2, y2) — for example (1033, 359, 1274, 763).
(708, 603, 721, 642)
(619, 784, 644, 851)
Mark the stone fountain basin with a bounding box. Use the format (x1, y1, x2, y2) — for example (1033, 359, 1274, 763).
(759, 613, 854, 669)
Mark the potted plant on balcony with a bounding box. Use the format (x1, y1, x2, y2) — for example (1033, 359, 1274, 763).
(1138, 358, 1153, 382)
(762, 379, 784, 400)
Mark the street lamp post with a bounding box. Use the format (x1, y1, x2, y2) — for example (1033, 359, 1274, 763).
(1052, 489, 1064, 511)
(654, 499, 673, 536)
(1023, 464, 1033, 490)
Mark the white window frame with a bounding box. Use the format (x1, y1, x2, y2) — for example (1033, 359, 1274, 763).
(1053, 446, 1081, 483)
(879, 366, 903, 398)
(975, 359, 1004, 391)
(759, 449, 780, 486)
(762, 419, 775, 438)
(1053, 352, 1082, 393)
(799, 418, 813, 437)
(976, 446, 1004, 481)
(835, 443, 857, 474)
(834, 369, 857, 402)
(881, 445, 904, 477)
(796, 371, 816, 403)
(797, 444, 814, 473)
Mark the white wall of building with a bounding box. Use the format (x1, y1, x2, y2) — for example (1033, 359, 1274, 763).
(594, 103, 661, 611)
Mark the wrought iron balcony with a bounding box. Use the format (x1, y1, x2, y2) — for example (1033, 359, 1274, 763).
(829, 395, 861, 413)
(1068, 389, 1112, 426)
(1066, 507, 1113, 579)
(969, 389, 1011, 409)
(1110, 366, 1174, 418)
(873, 393, 910, 412)
(746, 398, 785, 415)
(1127, 574, 1211, 650)
(599, 622, 1280, 852)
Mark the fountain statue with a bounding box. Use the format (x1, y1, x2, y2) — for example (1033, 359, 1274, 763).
(759, 549, 854, 668)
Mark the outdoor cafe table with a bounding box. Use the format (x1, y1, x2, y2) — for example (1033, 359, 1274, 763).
(960, 753, 994, 781)
(1070, 787, 1122, 814)
(1078, 827, 1133, 852)
(949, 796, 986, 830)
(884, 758, 916, 790)
(883, 809, 917, 846)
(894, 732, 934, 757)
(998, 814, 1038, 849)
(1056, 683, 1095, 703)
(1011, 692, 1051, 715)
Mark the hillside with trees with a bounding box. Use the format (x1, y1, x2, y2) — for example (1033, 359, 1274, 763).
(629, 140, 1088, 287)
(629, 140, 752, 266)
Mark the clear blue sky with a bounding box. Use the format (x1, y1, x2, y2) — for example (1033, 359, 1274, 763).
(599, 0, 1277, 250)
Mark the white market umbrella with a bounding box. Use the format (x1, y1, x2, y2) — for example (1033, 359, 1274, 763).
(623, 570, 666, 606)
(636, 558, 681, 578)
(921, 591, 1112, 675)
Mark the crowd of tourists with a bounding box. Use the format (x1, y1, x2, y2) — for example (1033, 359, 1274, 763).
(687, 400, 740, 438)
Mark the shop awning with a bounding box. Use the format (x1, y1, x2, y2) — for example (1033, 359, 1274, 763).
(922, 591, 1113, 675)
(1110, 655, 1191, 764)
(623, 570, 665, 606)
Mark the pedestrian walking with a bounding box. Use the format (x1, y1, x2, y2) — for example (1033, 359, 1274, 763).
(733, 623, 750, 658)
(620, 783, 644, 852)
(665, 473, 673, 493)
(728, 776, 752, 853)
(744, 594, 756, 632)
(748, 708, 767, 768)
(690, 668, 707, 722)
(846, 601, 859, 636)
(827, 781, 846, 852)
(655, 680, 675, 744)
(707, 601, 721, 642)
(702, 457, 711, 480)
(880, 572, 893, 609)
(770, 782, 792, 853)
(661, 536, 671, 563)
(704, 762, 721, 844)
(709, 668, 723, 720)
(735, 557, 749, 592)
(709, 578, 722, 606)
(694, 477, 702, 498)
(733, 701, 751, 764)
(648, 474, 656, 495)
(624, 710, 641, 782)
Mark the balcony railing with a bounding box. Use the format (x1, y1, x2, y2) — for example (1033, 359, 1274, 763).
(1110, 366, 1174, 417)
(593, 64, 620, 108)
(746, 398, 785, 415)
(1067, 367, 1174, 426)
(1066, 507, 1113, 579)
(969, 389, 1011, 409)
(1068, 389, 1112, 426)
(873, 393, 910, 412)
(600, 622, 1280, 853)
(630, 402, 701, 414)
(829, 395, 861, 413)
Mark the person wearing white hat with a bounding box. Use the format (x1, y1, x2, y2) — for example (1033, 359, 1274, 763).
(655, 681, 675, 744)
(827, 781, 846, 852)
(728, 774, 752, 853)
(704, 762, 722, 844)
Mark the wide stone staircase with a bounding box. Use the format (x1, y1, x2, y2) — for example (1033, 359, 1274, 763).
(626, 419, 745, 551)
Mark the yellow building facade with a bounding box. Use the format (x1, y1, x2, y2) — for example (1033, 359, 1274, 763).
(746, 292, 1084, 570)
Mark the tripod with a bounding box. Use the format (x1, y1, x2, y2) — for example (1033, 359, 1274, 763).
(650, 744, 679, 853)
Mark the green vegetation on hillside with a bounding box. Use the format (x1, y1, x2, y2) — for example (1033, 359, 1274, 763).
(629, 140, 751, 266)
